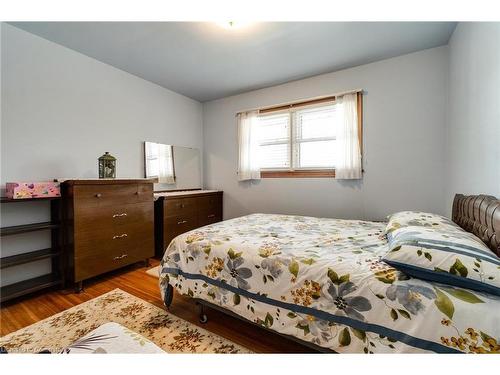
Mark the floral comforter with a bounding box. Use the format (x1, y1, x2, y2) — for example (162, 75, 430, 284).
(159, 214, 500, 353)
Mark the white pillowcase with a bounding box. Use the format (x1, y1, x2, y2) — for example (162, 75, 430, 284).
(383, 212, 500, 297)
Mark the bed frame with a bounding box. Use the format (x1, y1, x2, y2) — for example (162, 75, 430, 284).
(164, 193, 500, 352)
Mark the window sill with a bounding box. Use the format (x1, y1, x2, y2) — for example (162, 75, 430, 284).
(260, 169, 336, 178)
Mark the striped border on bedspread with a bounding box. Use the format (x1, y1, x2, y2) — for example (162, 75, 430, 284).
(161, 266, 461, 353)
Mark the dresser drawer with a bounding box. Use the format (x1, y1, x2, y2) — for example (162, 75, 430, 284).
(164, 197, 197, 217)
(197, 194, 222, 211)
(163, 215, 198, 248)
(75, 202, 153, 229)
(164, 215, 198, 235)
(74, 183, 153, 207)
(74, 214, 154, 258)
(196, 194, 222, 227)
(74, 242, 151, 281)
(197, 210, 222, 227)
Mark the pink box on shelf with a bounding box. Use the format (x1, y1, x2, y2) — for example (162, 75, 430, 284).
(5, 182, 61, 199)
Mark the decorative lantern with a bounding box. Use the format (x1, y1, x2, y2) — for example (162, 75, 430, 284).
(98, 152, 116, 178)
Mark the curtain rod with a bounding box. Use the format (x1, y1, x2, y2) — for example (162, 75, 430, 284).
(235, 88, 363, 116)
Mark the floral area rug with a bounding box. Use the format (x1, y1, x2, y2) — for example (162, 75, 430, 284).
(0, 289, 251, 354)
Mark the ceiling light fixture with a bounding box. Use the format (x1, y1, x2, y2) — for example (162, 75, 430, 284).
(216, 21, 252, 30)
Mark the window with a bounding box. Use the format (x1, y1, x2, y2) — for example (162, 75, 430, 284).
(237, 92, 363, 180)
(294, 105, 337, 168)
(256, 112, 291, 169)
(257, 102, 338, 176)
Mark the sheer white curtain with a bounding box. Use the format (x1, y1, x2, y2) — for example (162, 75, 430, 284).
(335, 93, 362, 179)
(157, 144, 175, 184)
(237, 111, 261, 181)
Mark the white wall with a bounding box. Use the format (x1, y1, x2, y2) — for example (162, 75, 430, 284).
(1, 23, 203, 184)
(0, 23, 203, 285)
(446, 23, 500, 215)
(203, 47, 449, 221)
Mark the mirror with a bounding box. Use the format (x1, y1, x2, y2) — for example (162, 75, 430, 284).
(144, 142, 202, 190)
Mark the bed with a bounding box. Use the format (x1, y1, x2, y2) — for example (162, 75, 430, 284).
(159, 194, 500, 353)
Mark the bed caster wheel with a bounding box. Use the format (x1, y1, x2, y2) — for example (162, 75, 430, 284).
(196, 301, 208, 323)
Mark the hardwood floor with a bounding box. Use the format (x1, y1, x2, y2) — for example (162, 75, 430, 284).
(0, 259, 314, 353)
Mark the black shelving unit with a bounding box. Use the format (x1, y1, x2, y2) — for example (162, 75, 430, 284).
(0, 196, 65, 303)
(0, 222, 61, 236)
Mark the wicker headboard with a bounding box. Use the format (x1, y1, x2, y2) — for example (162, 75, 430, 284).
(452, 194, 500, 257)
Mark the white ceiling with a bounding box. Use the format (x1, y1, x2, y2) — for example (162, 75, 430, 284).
(10, 22, 456, 102)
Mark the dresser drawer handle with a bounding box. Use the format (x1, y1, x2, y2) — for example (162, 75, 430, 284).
(113, 254, 128, 260)
(207, 214, 216, 218)
(95, 193, 102, 198)
(112, 213, 128, 218)
(177, 220, 188, 225)
(112, 233, 128, 239)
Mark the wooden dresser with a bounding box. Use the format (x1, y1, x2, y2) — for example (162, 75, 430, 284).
(61, 179, 155, 290)
(154, 190, 223, 257)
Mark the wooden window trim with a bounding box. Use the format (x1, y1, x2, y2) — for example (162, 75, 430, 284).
(261, 169, 335, 178)
(260, 92, 363, 178)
